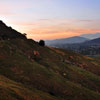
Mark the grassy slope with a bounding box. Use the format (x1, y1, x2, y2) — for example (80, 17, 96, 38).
(0, 75, 59, 100)
(0, 39, 100, 100)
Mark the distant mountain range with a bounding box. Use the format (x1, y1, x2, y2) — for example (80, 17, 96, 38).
(80, 33, 100, 39)
(50, 37, 100, 56)
(46, 33, 100, 46)
(45, 36, 89, 46)
(45, 33, 100, 55)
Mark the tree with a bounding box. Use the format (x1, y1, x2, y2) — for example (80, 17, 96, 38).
(39, 40, 45, 46)
(23, 33, 27, 37)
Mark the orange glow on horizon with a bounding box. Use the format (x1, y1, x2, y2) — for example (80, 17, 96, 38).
(26, 26, 100, 40)
(3, 19, 100, 40)
(27, 29, 100, 40)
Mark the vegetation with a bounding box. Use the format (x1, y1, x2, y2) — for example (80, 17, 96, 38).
(39, 40, 45, 46)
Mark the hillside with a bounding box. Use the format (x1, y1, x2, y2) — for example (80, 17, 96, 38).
(45, 36, 89, 46)
(0, 21, 100, 100)
(83, 37, 100, 45)
(0, 20, 26, 40)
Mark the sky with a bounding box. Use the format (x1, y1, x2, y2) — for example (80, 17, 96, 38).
(0, 0, 100, 40)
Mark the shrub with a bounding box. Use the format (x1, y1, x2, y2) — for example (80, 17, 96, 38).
(39, 40, 45, 46)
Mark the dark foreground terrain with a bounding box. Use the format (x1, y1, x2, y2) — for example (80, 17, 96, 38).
(0, 21, 100, 100)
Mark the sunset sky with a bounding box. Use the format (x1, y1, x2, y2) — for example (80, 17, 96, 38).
(0, 0, 100, 40)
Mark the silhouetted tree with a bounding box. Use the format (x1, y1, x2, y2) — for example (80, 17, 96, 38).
(23, 33, 27, 36)
(39, 40, 45, 46)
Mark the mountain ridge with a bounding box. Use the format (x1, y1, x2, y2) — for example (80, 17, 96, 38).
(45, 36, 89, 46)
(83, 37, 100, 45)
(0, 20, 26, 40)
(80, 33, 100, 39)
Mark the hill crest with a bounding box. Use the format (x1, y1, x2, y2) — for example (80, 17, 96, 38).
(0, 20, 26, 40)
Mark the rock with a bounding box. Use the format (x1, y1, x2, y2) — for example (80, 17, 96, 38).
(33, 50, 40, 56)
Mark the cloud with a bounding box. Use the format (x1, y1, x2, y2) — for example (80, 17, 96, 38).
(78, 19, 96, 22)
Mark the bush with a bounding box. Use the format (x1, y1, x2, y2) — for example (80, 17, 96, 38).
(39, 40, 45, 46)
